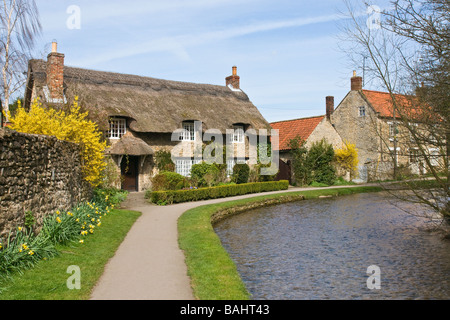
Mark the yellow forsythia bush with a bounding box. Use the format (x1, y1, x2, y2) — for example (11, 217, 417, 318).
(8, 97, 107, 187)
(334, 141, 359, 179)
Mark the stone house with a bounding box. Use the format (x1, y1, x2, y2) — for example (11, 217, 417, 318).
(270, 101, 344, 182)
(23, 42, 272, 191)
(329, 72, 440, 181)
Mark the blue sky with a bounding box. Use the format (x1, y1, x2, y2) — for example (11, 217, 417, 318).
(32, 0, 389, 123)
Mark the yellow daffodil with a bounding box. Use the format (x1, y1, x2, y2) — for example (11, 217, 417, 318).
(79, 239, 84, 244)
(18, 227, 23, 231)
(89, 229, 94, 234)
(56, 217, 62, 223)
(28, 250, 34, 255)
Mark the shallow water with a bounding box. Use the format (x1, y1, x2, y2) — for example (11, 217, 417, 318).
(214, 193, 450, 300)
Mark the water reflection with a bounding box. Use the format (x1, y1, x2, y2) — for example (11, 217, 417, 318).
(214, 193, 450, 300)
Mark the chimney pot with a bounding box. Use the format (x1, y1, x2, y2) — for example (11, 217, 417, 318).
(351, 72, 363, 91)
(226, 66, 240, 90)
(52, 41, 58, 53)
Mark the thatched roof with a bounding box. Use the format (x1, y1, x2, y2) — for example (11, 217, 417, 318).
(25, 59, 272, 133)
(106, 135, 154, 156)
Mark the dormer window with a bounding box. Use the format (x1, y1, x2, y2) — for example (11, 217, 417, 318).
(108, 117, 127, 139)
(232, 125, 245, 143)
(180, 121, 195, 141)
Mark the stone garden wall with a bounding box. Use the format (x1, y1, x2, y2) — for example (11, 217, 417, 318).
(0, 128, 91, 238)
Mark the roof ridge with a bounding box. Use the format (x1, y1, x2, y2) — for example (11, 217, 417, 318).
(270, 114, 325, 124)
(30, 58, 238, 92)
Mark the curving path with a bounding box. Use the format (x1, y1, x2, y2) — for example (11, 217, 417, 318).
(89, 185, 376, 300)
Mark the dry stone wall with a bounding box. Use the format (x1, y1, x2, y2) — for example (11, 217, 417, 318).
(0, 128, 91, 238)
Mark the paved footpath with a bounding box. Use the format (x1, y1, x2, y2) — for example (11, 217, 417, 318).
(89, 185, 375, 300)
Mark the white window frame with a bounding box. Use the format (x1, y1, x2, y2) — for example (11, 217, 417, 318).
(175, 158, 201, 177)
(428, 148, 440, 167)
(389, 147, 400, 163)
(358, 106, 366, 117)
(409, 148, 419, 164)
(232, 125, 245, 144)
(226, 158, 246, 177)
(180, 122, 195, 141)
(108, 117, 127, 139)
(226, 159, 236, 177)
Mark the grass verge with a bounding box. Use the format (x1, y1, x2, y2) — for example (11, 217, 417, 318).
(0, 209, 141, 300)
(178, 185, 382, 300)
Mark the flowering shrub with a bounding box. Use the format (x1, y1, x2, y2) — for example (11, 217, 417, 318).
(8, 98, 107, 187)
(0, 188, 127, 281)
(334, 141, 359, 180)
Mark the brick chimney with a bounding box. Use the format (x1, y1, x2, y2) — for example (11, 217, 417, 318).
(351, 70, 363, 91)
(226, 66, 240, 90)
(326, 96, 334, 121)
(46, 41, 65, 102)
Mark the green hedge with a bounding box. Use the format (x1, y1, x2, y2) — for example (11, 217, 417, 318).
(148, 180, 289, 205)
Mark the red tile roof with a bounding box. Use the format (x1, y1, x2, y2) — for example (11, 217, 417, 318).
(362, 90, 415, 118)
(271, 115, 324, 151)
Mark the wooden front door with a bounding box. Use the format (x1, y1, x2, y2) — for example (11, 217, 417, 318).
(121, 156, 139, 192)
(275, 159, 291, 184)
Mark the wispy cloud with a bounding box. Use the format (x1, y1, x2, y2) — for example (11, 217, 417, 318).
(75, 12, 349, 67)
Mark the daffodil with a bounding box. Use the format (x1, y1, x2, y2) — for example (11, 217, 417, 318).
(56, 217, 62, 223)
(28, 250, 34, 255)
(18, 227, 23, 231)
(79, 239, 84, 244)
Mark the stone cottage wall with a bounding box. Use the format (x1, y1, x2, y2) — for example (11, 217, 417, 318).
(0, 128, 91, 238)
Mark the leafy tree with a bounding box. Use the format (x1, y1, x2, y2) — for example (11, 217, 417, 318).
(8, 97, 107, 187)
(288, 136, 310, 186)
(307, 138, 336, 185)
(232, 163, 250, 184)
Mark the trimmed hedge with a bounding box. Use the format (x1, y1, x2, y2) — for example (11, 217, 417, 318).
(148, 180, 289, 205)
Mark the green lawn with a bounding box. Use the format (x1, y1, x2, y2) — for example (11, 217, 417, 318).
(0, 209, 141, 300)
(178, 185, 383, 300)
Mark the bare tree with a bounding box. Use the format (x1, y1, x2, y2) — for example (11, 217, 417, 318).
(0, 0, 41, 122)
(339, 0, 449, 224)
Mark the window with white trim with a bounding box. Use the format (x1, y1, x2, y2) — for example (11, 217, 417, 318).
(180, 122, 195, 141)
(409, 148, 419, 164)
(429, 148, 440, 167)
(226, 158, 246, 177)
(108, 117, 126, 139)
(232, 125, 245, 143)
(358, 106, 366, 117)
(226, 159, 236, 177)
(175, 159, 201, 177)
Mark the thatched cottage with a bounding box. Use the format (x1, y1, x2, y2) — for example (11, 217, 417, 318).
(24, 42, 272, 191)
